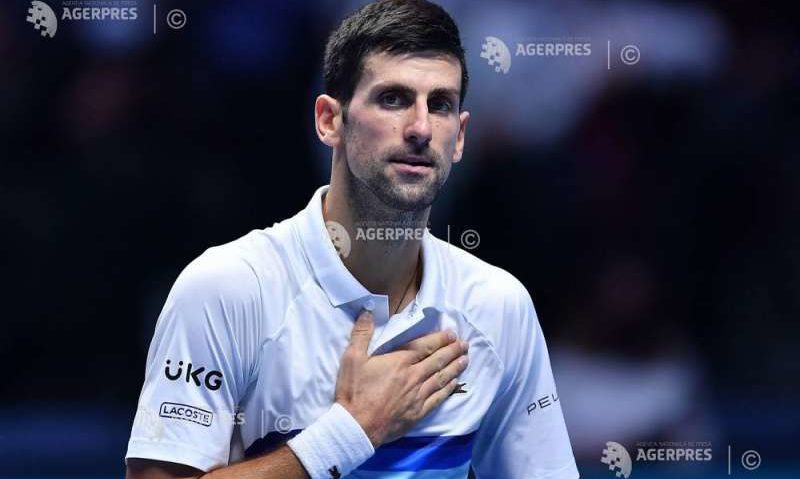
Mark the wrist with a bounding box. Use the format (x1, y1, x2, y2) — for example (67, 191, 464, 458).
(335, 401, 385, 447)
(287, 403, 375, 479)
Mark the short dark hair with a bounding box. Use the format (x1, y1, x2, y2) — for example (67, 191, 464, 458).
(323, 0, 468, 110)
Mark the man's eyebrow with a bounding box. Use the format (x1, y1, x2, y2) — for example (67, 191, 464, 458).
(370, 82, 460, 101)
(429, 86, 460, 101)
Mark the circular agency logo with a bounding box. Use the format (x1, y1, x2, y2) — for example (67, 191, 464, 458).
(325, 220, 351, 259)
(480, 36, 511, 74)
(26, 1, 57, 38)
(601, 441, 633, 478)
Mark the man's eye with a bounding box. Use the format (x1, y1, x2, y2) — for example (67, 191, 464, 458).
(430, 98, 453, 113)
(380, 93, 406, 107)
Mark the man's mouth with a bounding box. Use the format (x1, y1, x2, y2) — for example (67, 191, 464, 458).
(388, 156, 435, 176)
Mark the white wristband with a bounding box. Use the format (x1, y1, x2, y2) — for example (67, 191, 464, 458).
(287, 402, 375, 479)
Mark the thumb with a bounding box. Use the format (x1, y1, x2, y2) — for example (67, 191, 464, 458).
(349, 305, 375, 353)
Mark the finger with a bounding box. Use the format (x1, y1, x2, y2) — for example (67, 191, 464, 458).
(421, 378, 460, 416)
(419, 353, 468, 400)
(399, 330, 457, 363)
(348, 308, 375, 354)
(414, 339, 468, 381)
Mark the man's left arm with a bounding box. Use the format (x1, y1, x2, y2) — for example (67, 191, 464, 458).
(471, 283, 579, 479)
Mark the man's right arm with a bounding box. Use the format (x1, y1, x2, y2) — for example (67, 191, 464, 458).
(127, 445, 309, 479)
(127, 309, 469, 479)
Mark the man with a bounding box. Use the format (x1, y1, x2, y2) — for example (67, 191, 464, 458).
(126, 1, 578, 478)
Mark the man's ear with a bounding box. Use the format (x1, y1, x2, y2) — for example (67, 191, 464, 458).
(452, 110, 470, 163)
(315, 94, 344, 147)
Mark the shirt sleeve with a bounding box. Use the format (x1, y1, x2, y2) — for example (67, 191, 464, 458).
(126, 249, 263, 471)
(471, 283, 579, 479)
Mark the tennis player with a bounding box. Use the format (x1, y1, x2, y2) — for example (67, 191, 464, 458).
(125, 1, 578, 478)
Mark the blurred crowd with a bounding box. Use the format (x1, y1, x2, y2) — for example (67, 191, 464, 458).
(1, 0, 797, 475)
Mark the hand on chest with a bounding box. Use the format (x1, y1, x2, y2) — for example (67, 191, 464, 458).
(250, 302, 503, 438)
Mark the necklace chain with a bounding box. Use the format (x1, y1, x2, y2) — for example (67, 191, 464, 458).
(393, 256, 420, 315)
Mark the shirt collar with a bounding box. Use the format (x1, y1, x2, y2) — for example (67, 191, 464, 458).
(295, 185, 446, 313)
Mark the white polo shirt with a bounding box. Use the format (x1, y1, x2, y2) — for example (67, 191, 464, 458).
(126, 185, 579, 479)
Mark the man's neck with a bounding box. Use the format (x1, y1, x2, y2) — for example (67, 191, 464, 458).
(322, 183, 428, 314)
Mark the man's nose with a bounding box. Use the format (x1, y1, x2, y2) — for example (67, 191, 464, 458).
(404, 101, 432, 149)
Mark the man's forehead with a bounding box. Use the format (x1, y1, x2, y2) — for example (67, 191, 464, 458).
(358, 51, 461, 91)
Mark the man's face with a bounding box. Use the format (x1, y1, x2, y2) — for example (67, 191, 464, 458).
(340, 51, 469, 212)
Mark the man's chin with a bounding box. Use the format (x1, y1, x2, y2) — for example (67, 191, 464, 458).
(378, 184, 439, 212)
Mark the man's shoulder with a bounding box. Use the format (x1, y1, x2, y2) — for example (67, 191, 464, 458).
(204, 219, 295, 270)
(171, 218, 302, 309)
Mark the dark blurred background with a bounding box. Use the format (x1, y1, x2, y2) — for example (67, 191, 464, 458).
(1, 0, 798, 477)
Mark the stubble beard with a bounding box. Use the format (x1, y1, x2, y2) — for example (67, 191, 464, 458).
(341, 129, 448, 221)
